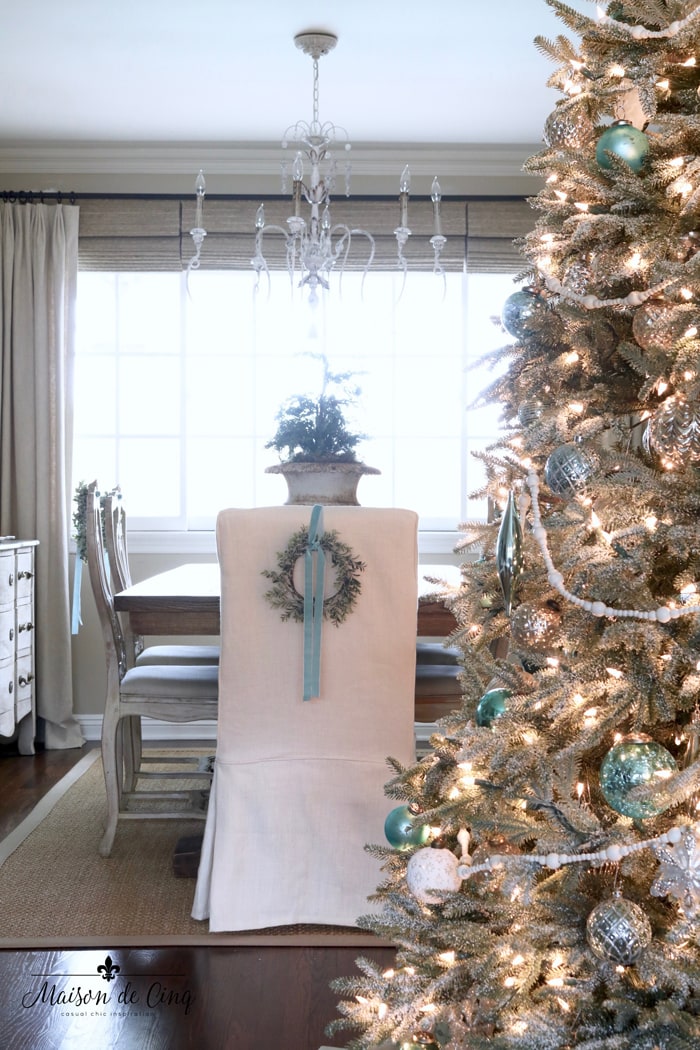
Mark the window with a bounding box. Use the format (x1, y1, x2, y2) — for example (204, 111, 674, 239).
(72, 268, 515, 535)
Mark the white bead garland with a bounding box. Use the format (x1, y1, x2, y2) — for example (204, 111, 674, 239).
(525, 467, 700, 623)
(542, 273, 675, 311)
(599, 10, 700, 40)
(458, 822, 698, 883)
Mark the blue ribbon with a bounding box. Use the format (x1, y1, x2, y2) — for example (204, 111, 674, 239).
(303, 504, 326, 701)
(71, 556, 83, 635)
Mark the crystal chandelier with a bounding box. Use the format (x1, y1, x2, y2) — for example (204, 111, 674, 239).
(188, 31, 446, 304)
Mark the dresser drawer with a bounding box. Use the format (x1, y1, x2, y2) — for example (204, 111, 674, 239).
(15, 654, 34, 720)
(15, 550, 35, 601)
(0, 663, 15, 736)
(0, 553, 14, 606)
(0, 608, 14, 663)
(16, 605, 35, 655)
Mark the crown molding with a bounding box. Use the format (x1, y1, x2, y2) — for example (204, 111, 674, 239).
(0, 141, 543, 196)
(0, 140, 539, 174)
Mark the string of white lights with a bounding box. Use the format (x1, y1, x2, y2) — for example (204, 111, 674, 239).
(525, 467, 700, 623)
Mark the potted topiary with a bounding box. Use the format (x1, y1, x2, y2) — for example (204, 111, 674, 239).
(265, 353, 380, 505)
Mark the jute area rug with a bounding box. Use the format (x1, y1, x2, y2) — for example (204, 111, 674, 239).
(0, 749, 386, 949)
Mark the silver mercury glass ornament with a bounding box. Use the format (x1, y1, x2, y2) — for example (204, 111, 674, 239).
(544, 442, 598, 498)
(586, 894, 652, 965)
(496, 489, 524, 616)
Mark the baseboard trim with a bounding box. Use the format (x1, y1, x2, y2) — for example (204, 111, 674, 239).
(77, 714, 438, 750)
(76, 715, 218, 742)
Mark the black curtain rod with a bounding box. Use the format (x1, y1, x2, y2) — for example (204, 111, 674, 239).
(1, 189, 526, 205)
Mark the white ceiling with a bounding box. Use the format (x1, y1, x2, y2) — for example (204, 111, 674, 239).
(0, 0, 593, 148)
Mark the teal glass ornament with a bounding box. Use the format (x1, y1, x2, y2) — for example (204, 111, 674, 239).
(599, 734, 678, 819)
(475, 687, 510, 728)
(501, 288, 542, 340)
(596, 121, 649, 173)
(384, 805, 429, 849)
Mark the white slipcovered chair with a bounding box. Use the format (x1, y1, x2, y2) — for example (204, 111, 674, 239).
(192, 505, 418, 930)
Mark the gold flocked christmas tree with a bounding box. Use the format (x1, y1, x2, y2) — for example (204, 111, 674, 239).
(329, 2, 700, 1047)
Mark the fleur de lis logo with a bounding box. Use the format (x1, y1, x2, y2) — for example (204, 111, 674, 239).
(97, 955, 121, 981)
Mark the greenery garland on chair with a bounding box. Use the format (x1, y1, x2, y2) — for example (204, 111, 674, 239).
(72, 481, 120, 562)
(72, 481, 90, 563)
(262, 526, 366, 626)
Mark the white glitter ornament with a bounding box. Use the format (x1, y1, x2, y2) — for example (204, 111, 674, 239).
(651, 824, 700, 917)
(510, 600, 562, 651)
(406, 847, 462, 904)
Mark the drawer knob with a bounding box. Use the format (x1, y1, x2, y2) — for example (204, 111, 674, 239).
(18, 673, 34, 687)
(18, 621, 34, 633)
(7, 573, 13, 587)
(17, 570, 33, 580)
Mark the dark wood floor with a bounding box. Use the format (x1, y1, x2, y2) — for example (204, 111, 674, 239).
(0, 741, 395, 1049)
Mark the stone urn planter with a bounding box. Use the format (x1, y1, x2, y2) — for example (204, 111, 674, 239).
(265, 461, 380, 506)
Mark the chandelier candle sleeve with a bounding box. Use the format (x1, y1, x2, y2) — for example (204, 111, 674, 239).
(431, 177, 442, 237)
(293, 153, 303, 218)
(194, 169, 205, 229)
(400, 166, 411, 228)
(187, 170, 207, 273)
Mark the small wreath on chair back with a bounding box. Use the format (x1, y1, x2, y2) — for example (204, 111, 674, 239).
(262, 526, 366, 626)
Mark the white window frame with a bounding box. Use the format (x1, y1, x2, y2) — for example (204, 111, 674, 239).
(73, 269, 516, 557)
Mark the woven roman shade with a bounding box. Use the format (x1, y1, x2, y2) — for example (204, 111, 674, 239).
(77, 196, 532, 274)
(465, 199, 534, 273)
(78, 198, 183, 271)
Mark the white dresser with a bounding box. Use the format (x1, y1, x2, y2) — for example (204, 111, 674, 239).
(0, 539, 38, 754)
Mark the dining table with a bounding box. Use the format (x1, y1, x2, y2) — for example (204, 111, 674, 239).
(113, 561, 460, 638)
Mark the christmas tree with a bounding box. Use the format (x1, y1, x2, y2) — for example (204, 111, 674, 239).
(329, 2, 700, 1047)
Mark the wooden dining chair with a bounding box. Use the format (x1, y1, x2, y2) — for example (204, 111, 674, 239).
(414, 640, 463, 722)
(85, 482, 218, 857)
(101, 487, 219, 791)
(102, 488, 220, 668)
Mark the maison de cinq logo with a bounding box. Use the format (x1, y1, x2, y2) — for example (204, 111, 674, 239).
(21, 955, 194, 1016)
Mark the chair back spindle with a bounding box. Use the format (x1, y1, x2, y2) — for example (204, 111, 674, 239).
(104, 489, 132, 592)
(85, 481, 128, 681)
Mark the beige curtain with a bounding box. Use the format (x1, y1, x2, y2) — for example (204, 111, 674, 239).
(0, 202, 84, 750)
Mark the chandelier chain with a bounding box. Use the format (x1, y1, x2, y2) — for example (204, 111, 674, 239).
(312, 58, 320, 131)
